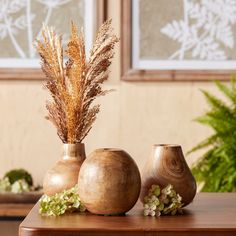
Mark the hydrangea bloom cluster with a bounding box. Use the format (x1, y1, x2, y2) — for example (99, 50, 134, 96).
(143, 184, 183, 217)
(39, 185, 86, 216)
(0, 177, 30, 193)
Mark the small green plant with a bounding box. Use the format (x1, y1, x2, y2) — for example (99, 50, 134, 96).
(4, 169, 33, 186)
(143, 184, 183, 217)
(39, 185, 86, 216)
(0, 169, 37, 193)
(189, 80, 236, 192)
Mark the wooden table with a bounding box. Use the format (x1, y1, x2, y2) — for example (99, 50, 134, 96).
(0, 204, 34, 236)
(19, 193, 236, 236)
(0, 204, 34, 217)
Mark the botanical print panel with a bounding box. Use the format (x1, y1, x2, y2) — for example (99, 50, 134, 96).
(139, 0, 236, 61)
(0, 0, 84, 62)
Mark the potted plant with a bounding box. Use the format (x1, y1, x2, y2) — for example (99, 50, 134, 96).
(189, 80, 236, 192)
(34, 20, 118, 196)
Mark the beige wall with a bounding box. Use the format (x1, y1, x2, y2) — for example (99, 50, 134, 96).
(0, 1, 224, 184)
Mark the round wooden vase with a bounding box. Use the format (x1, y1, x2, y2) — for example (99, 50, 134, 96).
(43, 143, 86, 196)
(140, 144, 196, 206)
(78, 148, 141, 215)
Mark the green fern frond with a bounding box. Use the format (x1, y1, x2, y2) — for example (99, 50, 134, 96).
(189, 80, 236, 192)
(215, 81, 236, 104)
(187, 134, 218, 155)
(201, 89, 233, 115)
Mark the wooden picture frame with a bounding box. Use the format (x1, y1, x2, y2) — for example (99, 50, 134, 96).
(121, 0, 236, 82)
(0, 0, 106, 80)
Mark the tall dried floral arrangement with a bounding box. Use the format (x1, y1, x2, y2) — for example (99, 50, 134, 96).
(34, 20, 118, 143)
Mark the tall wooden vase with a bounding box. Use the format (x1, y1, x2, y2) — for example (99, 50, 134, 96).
(43, 143, 86, 196)
(140, 144, 196, 206)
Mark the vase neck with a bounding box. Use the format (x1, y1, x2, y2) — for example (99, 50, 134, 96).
(62, 143, 86, 161)
(152, 144, 183, 155)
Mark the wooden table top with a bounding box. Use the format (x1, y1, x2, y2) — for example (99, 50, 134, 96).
(19, 193, 236, 236)
(0, 204, 34, 217)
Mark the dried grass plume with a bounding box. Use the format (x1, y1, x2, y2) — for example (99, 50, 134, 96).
(34, 20, 118, 143)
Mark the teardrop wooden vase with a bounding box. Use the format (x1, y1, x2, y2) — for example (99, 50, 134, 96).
(43, 143, 86, 196)
(140, 144, 196, 206)
(78, 148, 141, 215)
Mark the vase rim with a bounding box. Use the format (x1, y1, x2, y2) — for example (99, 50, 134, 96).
(63, 143, 84, 147)
(153, 144, 181, 148)
(96, 148, 123, 152)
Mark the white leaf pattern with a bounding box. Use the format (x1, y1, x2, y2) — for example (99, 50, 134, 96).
(215, 22, 234, 48)
(161, 0, 236, 60)
(0, 0, 73, 58)
(192, 37, 226, 60)
(0, 24, 7, 39)
(7, 0, 26, 14)
(161, 20, 186, 43)
(14, 14, 35, 30)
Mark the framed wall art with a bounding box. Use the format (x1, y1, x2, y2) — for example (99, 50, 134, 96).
(121, 0, 236, 81)
(0, 0, 106, 80)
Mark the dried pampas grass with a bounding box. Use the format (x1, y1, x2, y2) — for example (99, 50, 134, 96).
(34, 20, 118, 143)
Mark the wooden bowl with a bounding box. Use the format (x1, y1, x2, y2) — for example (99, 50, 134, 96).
(78, 148, 141, 215)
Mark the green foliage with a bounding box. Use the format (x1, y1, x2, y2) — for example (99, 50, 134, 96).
(0, 177, 30, 193)
(0, 168, 34, 193)
(4, 169, 33, 186)
(0, 177, 11, 192)
(143, 184, 183, 217)
(189, 80, 236, 192)
(39, 185, 86, 216)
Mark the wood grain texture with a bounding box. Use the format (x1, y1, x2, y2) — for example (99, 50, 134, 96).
(43, 144, 86, 196)
(0, 204, 33, 217)
(78, 148, 141, 215)
(19, 193, 236, 236)
(1, 221, 23, 236)
(0, 192, 42, 204)
(121, 0, 236, 82)
(140, 144, 196, 206)
(0, 68, 44, 80)
(96, 0, 107, 28)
